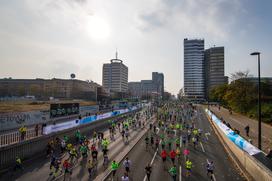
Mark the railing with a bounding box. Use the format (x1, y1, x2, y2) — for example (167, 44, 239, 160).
(0, 127, 42, 147)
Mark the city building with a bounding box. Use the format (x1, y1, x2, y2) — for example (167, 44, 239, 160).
(205, 46, 228, 99)
(102, 52, 128, 93)
(184, 38, 205, 100)
(0, 78, 98, 101)
(128, 82, 141, 98)
(128, 72, 164, 99)
(152, 72, 164, 97)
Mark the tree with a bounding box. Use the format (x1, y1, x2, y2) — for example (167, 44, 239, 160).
(230, 70, 252, 82)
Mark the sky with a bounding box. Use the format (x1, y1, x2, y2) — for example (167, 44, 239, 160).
(0, 0, 271, 95)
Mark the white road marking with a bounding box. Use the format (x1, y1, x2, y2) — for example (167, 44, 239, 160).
(200, 142, 205, 152)
(143, 139, 161, 181)
(179, 165, 182, 181)
(206, 159, 216, 181)
(205, 133, 209, 140)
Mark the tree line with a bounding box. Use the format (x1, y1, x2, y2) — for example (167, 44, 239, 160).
(209, 71, 272, 123)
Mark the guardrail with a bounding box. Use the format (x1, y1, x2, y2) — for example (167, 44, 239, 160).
(205, 108, 272, 181)
(0, 108, 142, 171)
(0, 106, 140, 148)
(0, 127, 42, 147)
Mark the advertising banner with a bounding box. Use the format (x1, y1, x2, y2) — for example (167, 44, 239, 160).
(43, 119, 79, 134)
(43, 106, 141, 135)
(206, 109, 261, 156)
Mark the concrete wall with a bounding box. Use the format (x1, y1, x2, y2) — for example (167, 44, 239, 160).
(0, 110, 139, 171)
(206, 110, 272, 181)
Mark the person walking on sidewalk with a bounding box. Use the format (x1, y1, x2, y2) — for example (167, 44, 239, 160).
(244, 125, 250, 137)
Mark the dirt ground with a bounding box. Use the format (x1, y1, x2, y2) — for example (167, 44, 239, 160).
(0, 100, 96, 113)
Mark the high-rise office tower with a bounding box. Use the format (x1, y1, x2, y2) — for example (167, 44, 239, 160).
(183, 38, 205, 100)
(102, 52, 128, 93)
(205, 47, 228, 99)
(152, 72, 164, 97)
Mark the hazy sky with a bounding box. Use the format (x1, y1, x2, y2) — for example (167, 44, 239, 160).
(0, 0, 271, 94)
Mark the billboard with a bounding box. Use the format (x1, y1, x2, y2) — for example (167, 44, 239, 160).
(50, 103, 79, 118)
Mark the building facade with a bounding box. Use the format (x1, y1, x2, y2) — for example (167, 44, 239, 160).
(102, 56, 128, 93)
(152, 72, 164, 97)
(128, 72, 164, 99)
(184, 38, 205, 100)
(205, 47, 228, 99)
(0, 78, 98, 101)
(128, 82, 141, 98)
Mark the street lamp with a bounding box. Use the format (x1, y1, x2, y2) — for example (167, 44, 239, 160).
(250, 51, 262, 150)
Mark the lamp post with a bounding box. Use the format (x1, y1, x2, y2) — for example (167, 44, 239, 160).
(250, 52, 261, 150)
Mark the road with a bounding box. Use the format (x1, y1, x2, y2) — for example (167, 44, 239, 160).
(0, 110, 155, 181)
(106, 106, 246, 181)
(210, 106, 272, 153)
(0, 106, 247, 181)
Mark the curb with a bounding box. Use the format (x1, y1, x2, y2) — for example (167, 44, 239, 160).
(203, 108, 253, 181)
(98, 116, 156, 181)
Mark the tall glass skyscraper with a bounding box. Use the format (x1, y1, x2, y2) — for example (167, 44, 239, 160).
(184, 38, 205, 100)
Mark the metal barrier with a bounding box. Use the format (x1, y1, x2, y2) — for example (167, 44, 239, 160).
(0, 127, 42, 148)
(0, 109, 140, 171)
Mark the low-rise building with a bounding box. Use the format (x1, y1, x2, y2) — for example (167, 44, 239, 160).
(0, 78, 98, 101)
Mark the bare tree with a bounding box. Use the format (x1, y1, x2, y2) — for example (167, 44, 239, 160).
(230, 70, 253, 82)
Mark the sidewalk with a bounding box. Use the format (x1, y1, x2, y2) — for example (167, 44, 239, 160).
(209, 106, 272, 153)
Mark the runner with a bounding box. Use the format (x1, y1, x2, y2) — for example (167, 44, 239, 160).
(145, 163, 152, 181)
(91, 147, 98, 161)
(161, 149, 167, 169)
(170, 149, 176, 164)
(80, 144, 89, 158)
(63, 159, 72, 179)
(169, 165, 177, 181)
(111, 160, 119, 179)
(155, 138, 160, 150)
(145, 135, 149, 150)
(207, 160, 215, 180)
(185, 159, 192, 177)
(121, 172, 129, 181)
(123, 157, 131, 174)
(103, 154, 109, 170)
(87, 159, 95, 178)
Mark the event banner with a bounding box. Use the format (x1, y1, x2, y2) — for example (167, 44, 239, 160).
(43, 119, 79, 134)
(44, 106, 141, 135)
(206, 109, 261, 156)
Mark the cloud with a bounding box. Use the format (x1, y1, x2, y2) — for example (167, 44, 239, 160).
(137, 0, 243, 40)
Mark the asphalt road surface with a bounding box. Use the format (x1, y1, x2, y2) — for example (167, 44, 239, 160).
(110, 106, 246, 181)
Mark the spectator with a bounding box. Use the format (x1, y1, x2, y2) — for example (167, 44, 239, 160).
(35, 124, 39, 137)
(244, 125, 250, 137)
(19, 125, 27, 141)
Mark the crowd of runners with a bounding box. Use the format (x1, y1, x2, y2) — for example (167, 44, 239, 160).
(10, 105, 155, 181)
(11, 102, 218, 181)
(140, 102, 215, 181)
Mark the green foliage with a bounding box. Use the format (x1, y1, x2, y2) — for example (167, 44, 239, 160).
(209, 77, 272, 123)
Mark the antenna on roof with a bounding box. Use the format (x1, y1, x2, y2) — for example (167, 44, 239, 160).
(115, 49, 118, 59)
